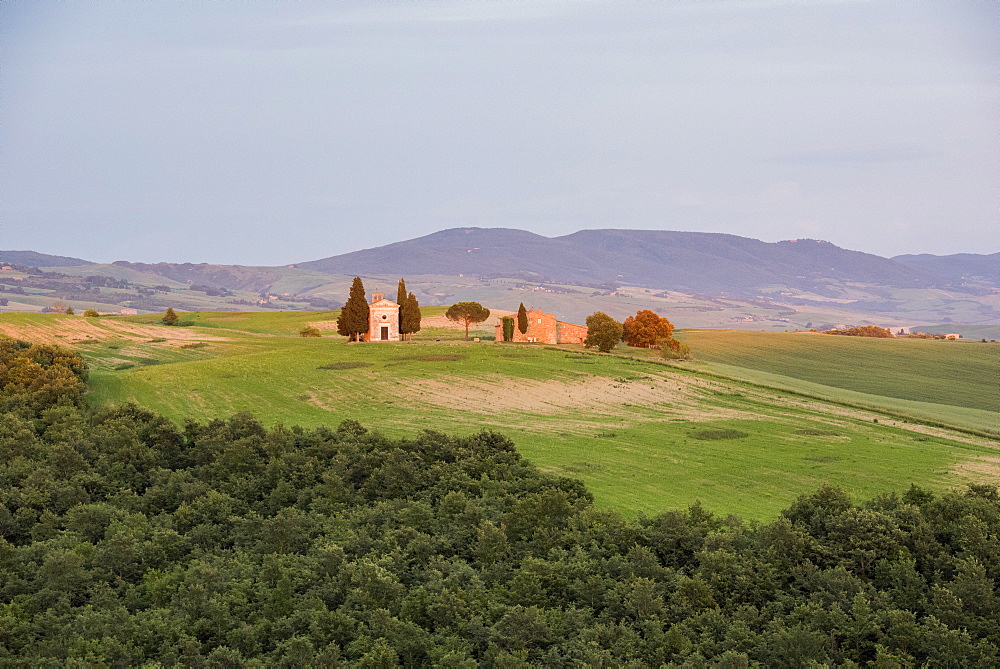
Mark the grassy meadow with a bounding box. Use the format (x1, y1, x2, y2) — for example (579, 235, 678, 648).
(3, 310, 998, 520)
(664, 329, 1000, 434)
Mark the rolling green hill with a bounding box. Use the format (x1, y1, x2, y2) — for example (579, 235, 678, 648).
(665, 330, 999, 434)
(677, 330, 999, 411)
(6, 310, 982, 521)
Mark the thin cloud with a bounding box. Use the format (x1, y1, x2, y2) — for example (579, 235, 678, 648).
(766, 145, 946, 166)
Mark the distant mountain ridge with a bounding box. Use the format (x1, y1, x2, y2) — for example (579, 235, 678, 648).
(3, 230, 995, 297)
(892, 252, 1000, 285)
(0, 250, 93, 267)
(298, 228, 991, 295)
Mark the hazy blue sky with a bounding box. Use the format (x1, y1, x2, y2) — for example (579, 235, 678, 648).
(3, 1, 997, 265)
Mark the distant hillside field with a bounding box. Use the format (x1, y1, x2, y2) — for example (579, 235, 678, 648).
(675, 330, 1000, 418)
(0, 311, 989, 520)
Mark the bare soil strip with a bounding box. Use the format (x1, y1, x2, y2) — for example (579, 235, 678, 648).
(382, 372, 752, 421)
(951, 456, 1000, 482)
(0, 318, 226, 345)
(307, 320, 339, 332)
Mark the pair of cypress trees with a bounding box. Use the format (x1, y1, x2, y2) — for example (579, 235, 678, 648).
(396, 278, 422, 341)
(336, 277, 421, 341)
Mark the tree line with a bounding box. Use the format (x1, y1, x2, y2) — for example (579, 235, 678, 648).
(824, 326, 895, 338)
(584, 309, 690, 358)
(1, 335, 997, 665)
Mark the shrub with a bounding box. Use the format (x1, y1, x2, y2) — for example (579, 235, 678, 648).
(405, 354, 466, 362)
(659, 339, 692, 360)
(299, 326, 322, 337)
(317, 361, 373, 370)
(83, 308, 100, 318)
(692, 429, 750, 440)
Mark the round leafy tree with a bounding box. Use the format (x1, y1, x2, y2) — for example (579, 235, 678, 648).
(623, 309, 674, 348)
(584, 311, 623, 353)
(445, 302, 491, 341)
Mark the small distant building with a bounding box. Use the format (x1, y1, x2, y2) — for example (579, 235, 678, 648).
(943, 333, 961, 340)
(367, 293, 400, 342)
(120, 308, 138, 315)
(495, 308, 587, 345)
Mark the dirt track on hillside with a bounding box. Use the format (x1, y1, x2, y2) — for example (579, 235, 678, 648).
(759, 392, 999, 449)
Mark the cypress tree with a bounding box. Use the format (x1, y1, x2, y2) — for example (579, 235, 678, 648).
(397, 279, 409, 339)
(517, 303, 528, 335)
(502, 316, 514, 342)
(396, 278, 407, 307)
(402, 292, 421, 340)
(337, 277, 369, 342)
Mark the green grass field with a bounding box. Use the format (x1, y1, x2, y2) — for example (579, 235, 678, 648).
(4, 311, 998, 520)
(663, 330, 1000, 434)
(675, 330, 998, 410)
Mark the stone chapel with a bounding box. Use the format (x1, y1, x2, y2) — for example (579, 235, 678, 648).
(367, 293, 400, 342)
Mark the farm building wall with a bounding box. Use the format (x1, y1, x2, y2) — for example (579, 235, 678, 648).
(494, 308, 587, 345)
(557, 321, 588, 345)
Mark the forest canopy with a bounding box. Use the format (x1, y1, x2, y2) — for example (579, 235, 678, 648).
(1, 336, 997, 665)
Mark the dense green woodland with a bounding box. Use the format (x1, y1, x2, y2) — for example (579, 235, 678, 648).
(1, 338, 998, 666)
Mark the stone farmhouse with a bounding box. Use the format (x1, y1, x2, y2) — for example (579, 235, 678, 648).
(495, 308, 588, 345)
(367, 293, 400, 342)
(360, 294, 586, 344)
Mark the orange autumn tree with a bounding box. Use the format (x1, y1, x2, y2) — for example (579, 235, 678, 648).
(622, 309, 675, 348)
